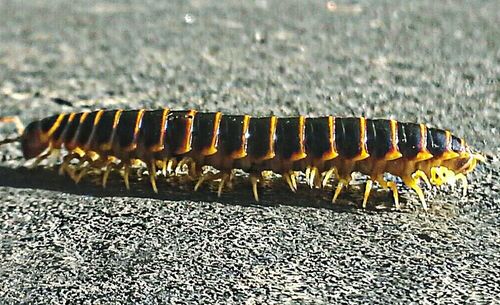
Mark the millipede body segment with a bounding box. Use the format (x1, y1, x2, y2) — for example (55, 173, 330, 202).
(0, 108, 484, 209)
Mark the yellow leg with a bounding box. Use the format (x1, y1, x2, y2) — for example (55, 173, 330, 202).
(30, 149, 53, 168)
(473, 153, 486, 163)
(148, 161, 158, 193)
(102, 164, 112, 188)
(195, 172, 223, 191)
(188, 161, 198, 178)
(75, 167, 89, 184)
(250, 173, 261, 201)
(74, 155, 99, 183)
(309, 167, 321, 188)
(283, 171, 297, 192)
(305, 166, 312, 188)
(123, 163, 131, 190)
(101, 157, 119, 188)
(376, 177, 400, 209)
(403, 176, 428, 210)
(194, 174, 209, 191)
(161, 159, 168, 176)
(413, 170, 431, 188)
(58, 152, 80, 176)
(217, 172, 232, 197)
(194, 171, 233, 197)
(291, 172, 298, 191)
(430, 167, 444, 186)
(322, 168, 336, 188)
(167, 159, 176, 174)
(387, 181, 400, 209)
(332, 178, 349, 203)
(176, 157, 191, 175)
(362, 180, 373, 209)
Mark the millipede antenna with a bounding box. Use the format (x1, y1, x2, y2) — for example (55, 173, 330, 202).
(0, 136, 21, 146)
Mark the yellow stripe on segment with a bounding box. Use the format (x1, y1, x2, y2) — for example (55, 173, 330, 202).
(56, 112, 76, 145)
(351, 117, 370, 161)
(66, 112, 76, 123)
(201, 111, 222, 156)
(385, 119, 403, 160)
(434, 131, 459, 160)
(415, 124, 433, 161)
(321, 116, 339, 161)
(175, 109, 197, 155)
(230, 114, 251, 159)
(150, 108, 170, 152)
(113, 110, 123, 128)
(93, 110, 105, 126)
(256, 115, 277, 161)
(133, 109, 146, 137)
(100, 109, 123, 151)
(68, 112, 89, 146)
(79, 112, 89, 124)
(289, 116, 307, 162)
(84, 110, 105, 149)
(46, 113, 66, 137)
(122, 109, 146, 152)
(266, 116, 277, 160)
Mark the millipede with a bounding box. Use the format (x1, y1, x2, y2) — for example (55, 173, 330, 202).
(0, 108, 485, 210)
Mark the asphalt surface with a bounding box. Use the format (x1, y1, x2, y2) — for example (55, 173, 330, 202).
(0, 0, 499, 304)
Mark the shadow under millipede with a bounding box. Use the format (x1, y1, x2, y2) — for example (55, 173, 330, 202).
(0, 165, 403, 213)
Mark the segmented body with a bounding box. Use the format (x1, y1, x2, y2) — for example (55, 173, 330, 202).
(4, 108, 483, 209)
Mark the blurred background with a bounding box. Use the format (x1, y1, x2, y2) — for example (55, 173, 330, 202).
(1, 0, 498, 151)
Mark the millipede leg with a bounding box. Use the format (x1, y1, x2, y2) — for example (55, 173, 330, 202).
(322, 168, 336, 188)
(250, 173, 262, 201)
(147, 161, 158, 193)
(332, 178, 349, 203)
(123, 163, 131, 190)
(305, 167, 312, 188)
(283, 171, 297, 193)
(30, 149, 53, 168)
(439, 167, 464, 191)
(291, 172, 297, 191)
(305, 166, 321, 189)
(75, 167, 90, 184)
(194, 174, 210, 191)
(194, 171, 225, 192)
(166, 159, 176, 175)
(430, 167, 444, 186)
(176, 157, 187, 174)
(194, 171, 233, 196)
(376, 177, 400, 209)
(217, 172, 232, 198)
(74, 155, 99, 183)
(403, 176, 428, 210)
(59, 152, 78, 177)
(413, 170, 431, 188)
(362, 180, 373, 209)
(387, 181, 400, 209)
(176, 157, 196, 177)
(102, 162, 113, 188)
(161, 159, 168, 177)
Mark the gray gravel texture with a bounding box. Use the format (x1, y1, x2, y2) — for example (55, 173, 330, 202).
(0, 0, 499, 304)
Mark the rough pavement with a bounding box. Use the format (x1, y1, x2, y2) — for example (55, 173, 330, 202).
(0, 0, 499, 304)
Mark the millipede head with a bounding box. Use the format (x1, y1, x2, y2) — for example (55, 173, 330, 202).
(441, 146, 485, 176)
(20, 121, 50, 159)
